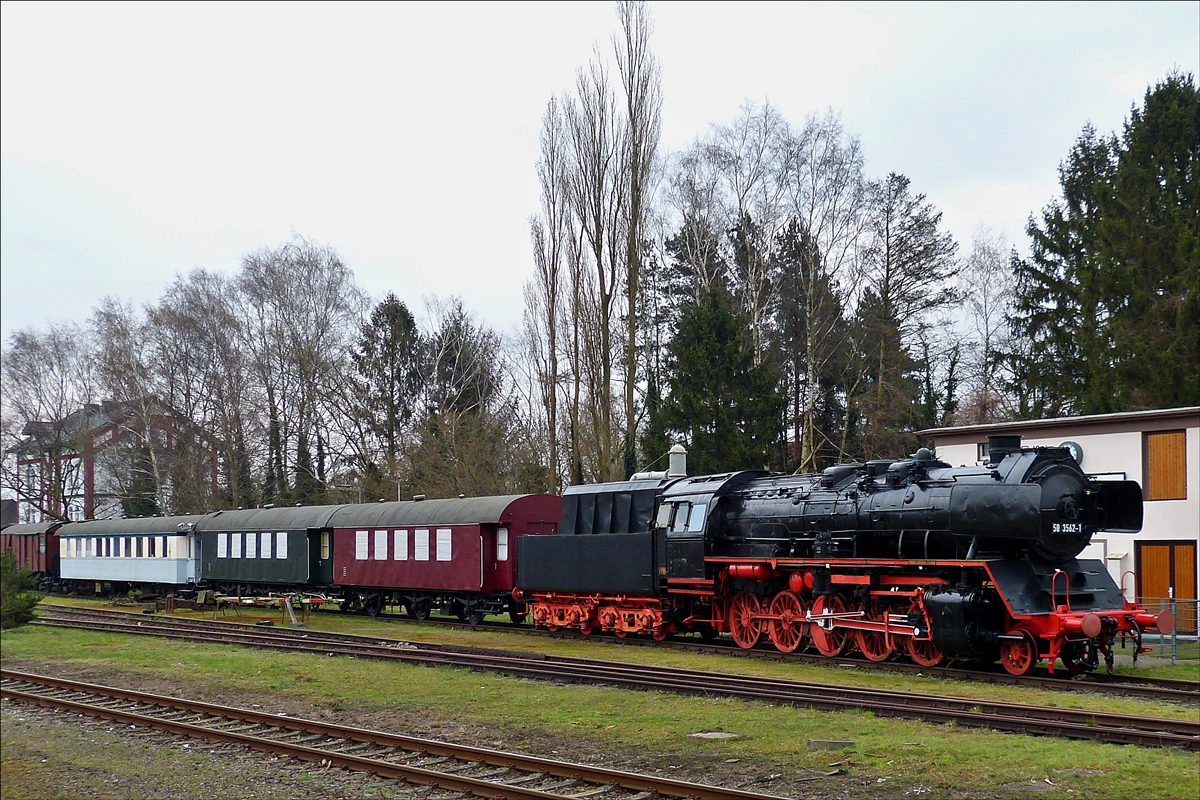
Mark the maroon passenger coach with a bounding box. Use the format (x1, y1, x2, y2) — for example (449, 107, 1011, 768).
(329, 494, 561, 623)
(1, 521, 62, 587)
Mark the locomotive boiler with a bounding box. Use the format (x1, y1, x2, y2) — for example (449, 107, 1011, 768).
(519, 436, 1173, 675)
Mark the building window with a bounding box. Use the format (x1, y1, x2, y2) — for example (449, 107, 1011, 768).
(977, 443, 988, 462)
(1145, 430, 1187, 501)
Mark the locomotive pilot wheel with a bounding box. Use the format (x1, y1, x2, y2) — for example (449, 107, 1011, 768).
(810, 594, 850, 657)
(1000, 632, 1039, 676)
(728, 592, 763, 649)
(767, 590, 808, 653)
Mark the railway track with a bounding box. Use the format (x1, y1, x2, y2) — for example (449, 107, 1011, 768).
(374, 612, 1200, 704)
(41, 604, 1200, 704)
(29, 607, 1200, 750)
(0, 669, 782, 800)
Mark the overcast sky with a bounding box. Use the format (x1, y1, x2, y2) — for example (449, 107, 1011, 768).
(2, 1, 1197, 345)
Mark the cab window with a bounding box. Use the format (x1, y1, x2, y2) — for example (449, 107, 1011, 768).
(687, 503, 707, 532)
(670, 503, 691, 533)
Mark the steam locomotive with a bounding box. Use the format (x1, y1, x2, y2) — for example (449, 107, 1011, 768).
(517, 437, 1174, 675)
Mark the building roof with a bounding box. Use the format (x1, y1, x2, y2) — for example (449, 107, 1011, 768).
(919, 406, 1200, 440)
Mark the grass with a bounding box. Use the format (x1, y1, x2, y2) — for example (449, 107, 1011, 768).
(4, 616, 1199, 799)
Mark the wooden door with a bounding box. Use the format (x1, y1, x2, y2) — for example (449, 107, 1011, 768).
(1137, 541, 1198, 634)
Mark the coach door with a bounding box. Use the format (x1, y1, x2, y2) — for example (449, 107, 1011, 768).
(1137, 541, 1198, 634)
(309, 529, 334, 586)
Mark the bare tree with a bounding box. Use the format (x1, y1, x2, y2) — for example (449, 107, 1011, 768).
(1, 323, 97, 521)
(956, 228, 1016, 423)
(565, 56, 625, 481)
(614, 0, 662, 478)
(524, 95, 572, 491)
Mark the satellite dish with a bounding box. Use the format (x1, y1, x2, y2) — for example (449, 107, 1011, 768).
(1061, 441, 1083, 466)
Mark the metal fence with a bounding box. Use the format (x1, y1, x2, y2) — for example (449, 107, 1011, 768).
(1133, 597, 1199, 665)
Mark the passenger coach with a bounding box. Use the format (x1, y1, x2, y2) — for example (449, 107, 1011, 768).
(195, 505, 339, 594)
(57, 516, 204, 594)
(1, 521, 62, 587)
(330, 494, 561, 622)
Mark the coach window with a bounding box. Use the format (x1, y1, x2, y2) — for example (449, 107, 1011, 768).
(436, 529, 452, 561)
(217, 533, 228, 558)
(320, 532, 330, 560)
(230, 533, 241, 559)
(149, 537, 157, 558)
(105, 538, 112, 558)
(276, 531, 288, 559)
(136, 537, 144, 558)
(496, 528, 509, 561)
(394, 530, 407, 560)
(355, 530, 369, 560)
(415, 529, 430, 561)
(1145, 430, 1187, 501)
(260, 531, 272, 559)
(375, 529, 388, 560)
(246, 531, 257, 559)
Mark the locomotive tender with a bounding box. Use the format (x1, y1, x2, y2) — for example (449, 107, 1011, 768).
(518, 436, 1174, 675)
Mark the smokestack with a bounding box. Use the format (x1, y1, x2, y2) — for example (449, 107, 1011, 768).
(668, 444, 688, 478)
(987, 435, 1022, 464)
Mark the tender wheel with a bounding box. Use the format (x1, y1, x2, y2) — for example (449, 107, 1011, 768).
(652, 625, 674, 641)
(767, 591, 808, 653)
(579, 616, 596, 636)
(1000, 633, 1038, 676)
(810, 594, 850, 657)
(855, 599, 896, 662)
(507, 601, 527, 626)
(728, 592, 763, 649)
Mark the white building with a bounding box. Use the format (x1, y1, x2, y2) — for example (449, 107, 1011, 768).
(920, 407, 1199, 633)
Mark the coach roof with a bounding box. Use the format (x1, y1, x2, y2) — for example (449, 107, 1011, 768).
(327, 496, 532, 529)
(1, 521, 63, 535)
(58, 515, 209, 536)
(197, 505, 347, 533)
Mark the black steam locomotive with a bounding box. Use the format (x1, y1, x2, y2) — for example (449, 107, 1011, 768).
(518, 437, 1172, 675)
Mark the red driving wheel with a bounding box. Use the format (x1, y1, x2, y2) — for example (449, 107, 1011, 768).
(728, 592, 763, 649)
(855, 599, 896, 662)
(810, 594, 850, 657)
(905, 600, 943, 667)
(767, 590, 808, 653)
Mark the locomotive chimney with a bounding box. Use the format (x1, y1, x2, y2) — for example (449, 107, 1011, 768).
(987, 435, 1022, 464)
(668, 444, 688, 478)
